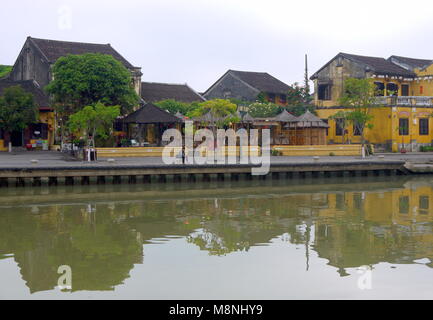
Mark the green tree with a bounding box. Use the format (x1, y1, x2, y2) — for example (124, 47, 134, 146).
(154, 99, 198, 115)
(46, 53, 139, 115)
(187, 99, 239, 128)
(67, 102, 120, 148)
(0, 86, 38, 152)
(0, 65, 12, 78)
(248, 102, 281, 118)
(339, 78, 378, 156)
(329, 110, 351, 144)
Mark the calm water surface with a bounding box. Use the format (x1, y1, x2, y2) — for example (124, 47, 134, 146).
(1, 176, 433, 299)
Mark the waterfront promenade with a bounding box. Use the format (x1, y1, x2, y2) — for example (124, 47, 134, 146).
(0, 150, 431, 168)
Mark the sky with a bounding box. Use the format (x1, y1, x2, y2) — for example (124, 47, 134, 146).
(2, 0, 433, 92)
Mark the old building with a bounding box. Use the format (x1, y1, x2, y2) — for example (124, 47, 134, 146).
(141, 82, 205, 103)
(0, 79, 54, 150)
(203, 70, 290, 106)
(8, 36, 143, 96)
(311, 52, 433, 152)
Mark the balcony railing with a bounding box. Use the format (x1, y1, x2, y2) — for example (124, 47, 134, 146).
(374, 96, 433, 107)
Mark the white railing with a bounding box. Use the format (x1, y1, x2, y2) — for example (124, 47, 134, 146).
(374, 96, 433, 107)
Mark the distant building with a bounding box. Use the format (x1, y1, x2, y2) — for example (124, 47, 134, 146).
(141, 82, 205, 103)
(203, 70, 291, 106)
(8, 36, 142, 95)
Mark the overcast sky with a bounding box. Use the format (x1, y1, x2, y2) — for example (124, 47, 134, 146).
(1, 0, 433, 92)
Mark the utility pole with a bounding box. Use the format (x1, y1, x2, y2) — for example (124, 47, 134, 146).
(304, 54, 310, 96)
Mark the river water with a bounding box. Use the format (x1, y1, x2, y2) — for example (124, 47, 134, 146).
(1, 175, 433, 299)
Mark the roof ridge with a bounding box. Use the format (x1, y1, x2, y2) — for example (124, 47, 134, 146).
(29, 36, 110, 47)
(142, 81, 189, 86)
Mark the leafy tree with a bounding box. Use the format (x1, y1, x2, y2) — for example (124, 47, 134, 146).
(0, 65, 12, 78)
(46, 53, 139, 115)
(0, 86, 38, 152)
(67, 102, 120, 148)
(187, 99, 239, 128)
(329, 110, 351, 144)
(339, 78, 378, 156)
(154, 99, 198, 116)
(287, 82, 312, 106)
(248, 102, 281, 118)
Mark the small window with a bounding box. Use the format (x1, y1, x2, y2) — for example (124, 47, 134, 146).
(399, 196, 409, 214)
(279, 94, 287, 104)
(268, 93, 276, 103)
(335, 118, 344, 136)
(419, 118, 429, 135)
(318, 84, 332, 100)
(399, 118, 409, 136)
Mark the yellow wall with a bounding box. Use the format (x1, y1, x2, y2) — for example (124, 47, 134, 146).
(317, 106, 433, 152)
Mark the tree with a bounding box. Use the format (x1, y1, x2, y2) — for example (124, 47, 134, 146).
(339, 78, 378, 157)
(46, 53, 139, 115)
(0, 65, 12, 78)
(187, 99, 239, 129)
(248, 102, 281, 118)
(67, 102, 120, 148)
(154, 99, 198, 116)
(0, 86, 38, 152)
(329, 110, 351, 144)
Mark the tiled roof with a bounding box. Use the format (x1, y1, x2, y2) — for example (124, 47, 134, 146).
(123, 103, 182, 124)
(141, 82, 205, 103)
(339, 53, 416, 77)
(29, 37, 136, 69)
(0, 79, 50, 108)
(229, 70, 290, 94)
(388, 55, 433, 71)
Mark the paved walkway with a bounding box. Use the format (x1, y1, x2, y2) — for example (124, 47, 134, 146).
(0, 150, 429, 168)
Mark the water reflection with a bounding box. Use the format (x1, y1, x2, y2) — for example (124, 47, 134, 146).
(1, 176, 433, 295)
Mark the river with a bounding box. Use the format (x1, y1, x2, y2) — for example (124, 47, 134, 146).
(1, 175, 433, 299)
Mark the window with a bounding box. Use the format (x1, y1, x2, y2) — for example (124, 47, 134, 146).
(279, 94, 287, 104)
(399, 118, 409, 136)
(399, 196, 409, 214)
(419, 118, 429, 135)
(419, 196, 429, 215)
(420, 86, 424, 95)
(401, 84, 409, 97)
(335, 118, 344, 136)
(386, 83, 399, 96)
(268, 93, 276, 103)
(318, 84, 332, 100)
(374, 82, 385, 96)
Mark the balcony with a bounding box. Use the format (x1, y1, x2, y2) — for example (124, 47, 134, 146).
(374, 96, 433, 107)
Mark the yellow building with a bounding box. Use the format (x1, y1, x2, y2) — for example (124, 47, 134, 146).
(311, 53, 433, 152)
(0, 80, 55, 151)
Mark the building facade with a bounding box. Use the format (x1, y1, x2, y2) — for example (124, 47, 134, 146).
(311, 53, 433, 152)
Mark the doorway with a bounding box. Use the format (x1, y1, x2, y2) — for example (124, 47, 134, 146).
(10, 130, 23, 147)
